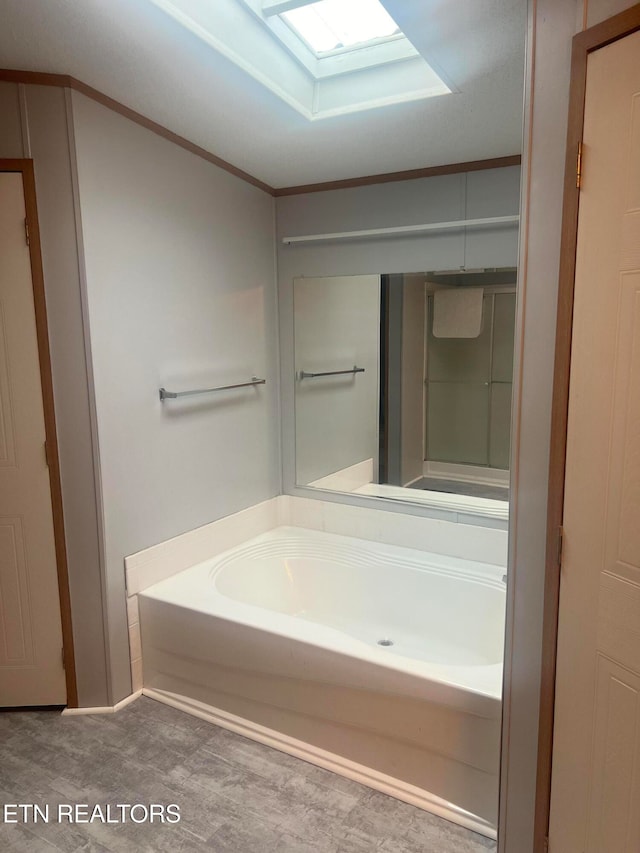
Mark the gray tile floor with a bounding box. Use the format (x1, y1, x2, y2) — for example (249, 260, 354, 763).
(0, 696, 497, 852)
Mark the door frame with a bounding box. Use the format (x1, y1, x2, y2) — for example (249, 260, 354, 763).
(0, 158, 77, 707)
(534, 5, 640, 850)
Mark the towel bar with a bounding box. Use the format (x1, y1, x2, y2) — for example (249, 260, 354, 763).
(299, 366, 365, 379)
(159, 377, 266, 400)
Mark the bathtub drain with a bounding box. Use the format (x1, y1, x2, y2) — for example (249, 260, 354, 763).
(377, 638, 394, 647)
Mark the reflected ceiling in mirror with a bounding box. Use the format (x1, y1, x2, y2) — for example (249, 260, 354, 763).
(293, 269, 516, 519)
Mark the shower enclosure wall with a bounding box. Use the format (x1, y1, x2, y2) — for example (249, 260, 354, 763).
(425, 287, 516, 482)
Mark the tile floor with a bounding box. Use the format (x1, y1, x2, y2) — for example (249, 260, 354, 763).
(0, 696, 497, 852)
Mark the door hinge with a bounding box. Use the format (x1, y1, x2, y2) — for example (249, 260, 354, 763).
(557, 526, 564, 568)
(543, 836, 550, 853)
(576, 141, 583, 189)
(44, 440, 51, 468)
(24, 217, 30, 246)
(61, 647, 65, 670)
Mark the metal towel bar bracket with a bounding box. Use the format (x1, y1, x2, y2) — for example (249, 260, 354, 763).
(299, 366, 365, 379)
(159, 377, 266, 401)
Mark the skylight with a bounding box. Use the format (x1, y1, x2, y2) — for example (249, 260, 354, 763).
(281, 0, 401, 56)
(149, 0, 452, 121)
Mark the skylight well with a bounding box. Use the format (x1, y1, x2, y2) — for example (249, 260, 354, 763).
(258, 0, 452, 114)
(281, 0, 401, 56)
(149, 0, 452, 120)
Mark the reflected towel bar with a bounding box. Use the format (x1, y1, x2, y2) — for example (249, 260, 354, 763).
(159, 377, 266, 401)
(299, 366, 365, 379)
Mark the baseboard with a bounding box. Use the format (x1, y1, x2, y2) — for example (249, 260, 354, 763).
(142, 685, 497, 841)
(61, 689, 142, 715)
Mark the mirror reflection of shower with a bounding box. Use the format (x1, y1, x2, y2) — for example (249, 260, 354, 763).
(381, 270, 515, 503)
(293, 270, 516, 511)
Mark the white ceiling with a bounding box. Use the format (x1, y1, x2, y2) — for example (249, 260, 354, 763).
(0, 0, 527, 189)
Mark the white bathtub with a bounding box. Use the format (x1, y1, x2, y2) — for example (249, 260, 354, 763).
(139, 526, 505, 838)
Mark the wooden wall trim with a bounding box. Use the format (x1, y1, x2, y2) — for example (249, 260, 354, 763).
(272, 155, 522, 197)
(574, 2, 640, 53)
(68, 77, 275, 195)
(0, 68, 521, 197)
(0, 158, 79, 707)
(0, 69, 72, 88)
(0, 69, 273, 195)
(535, 4, 640, 850)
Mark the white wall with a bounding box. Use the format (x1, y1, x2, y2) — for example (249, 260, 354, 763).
(293, 275, 380, 485)
(70, 92, 280, 703)
(276, 166, 521, 515)
(500, 4, 575, 848)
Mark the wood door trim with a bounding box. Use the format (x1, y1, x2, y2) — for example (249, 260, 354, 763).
(0, 158, 78, 707)
(0, 68, 520, 197)
(536, 5, 640, 851)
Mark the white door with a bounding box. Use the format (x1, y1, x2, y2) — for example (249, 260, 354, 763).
(0, 171, 66, 706)
(549, 31, 640, 853)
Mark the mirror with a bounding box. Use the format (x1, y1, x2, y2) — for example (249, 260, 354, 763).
(293, 268, 516, 517)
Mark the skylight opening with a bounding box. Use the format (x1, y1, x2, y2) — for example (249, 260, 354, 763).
(281, 0, 401, 56)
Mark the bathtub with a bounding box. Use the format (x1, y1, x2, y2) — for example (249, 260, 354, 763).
(139, 526, 505, 838)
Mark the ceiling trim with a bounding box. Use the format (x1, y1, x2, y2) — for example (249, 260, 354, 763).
(0, 68, 521, 198)
(0, 67, 274, 194)
(273, 155, 522, 196)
